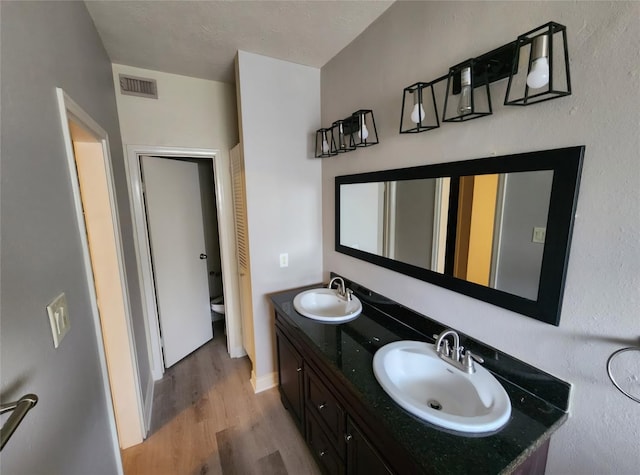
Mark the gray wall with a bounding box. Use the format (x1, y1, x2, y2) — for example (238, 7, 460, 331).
(394, 179, 436, 268)
(1, 1, 147, 472)
(494, 170, 553, 300)
(321, 2, 640, 473)
(197, 161, 223, 300)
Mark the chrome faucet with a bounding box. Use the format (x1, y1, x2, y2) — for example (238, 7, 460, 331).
(328, 277, 353, 301)
(434, 329, 484, 374)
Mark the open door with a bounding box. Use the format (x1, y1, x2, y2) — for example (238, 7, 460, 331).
(140, 156, 213, 368)
(230, 145, 255, 365)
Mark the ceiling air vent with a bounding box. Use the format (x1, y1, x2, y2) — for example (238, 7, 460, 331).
(119, 74, 158, 99)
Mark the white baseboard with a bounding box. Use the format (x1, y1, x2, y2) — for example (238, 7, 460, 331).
(143, 374, 155, 436)
(229, 345, 247, 359)
(251, 371, 278, 393)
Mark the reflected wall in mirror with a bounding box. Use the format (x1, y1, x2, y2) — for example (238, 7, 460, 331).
(340, 178, 450, 272)
(336, 146, 584, 326)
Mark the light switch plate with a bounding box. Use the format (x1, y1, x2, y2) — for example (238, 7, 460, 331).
(279, 253, 289, 268)
(532, 227, 546, 244)
(46, 292, 70, 348)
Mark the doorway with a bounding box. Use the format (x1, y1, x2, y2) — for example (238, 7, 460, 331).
(125, 146, 246, 382)
(57, 89, 143, 459)
(140, 156, 221, 368)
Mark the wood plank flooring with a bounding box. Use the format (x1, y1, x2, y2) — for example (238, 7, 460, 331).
(122, 322, 321, 475)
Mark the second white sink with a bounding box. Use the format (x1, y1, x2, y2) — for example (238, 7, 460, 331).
(293, 288, 362, 323)
(373, 340, 511, 433)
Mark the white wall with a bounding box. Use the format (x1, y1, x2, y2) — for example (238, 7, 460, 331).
(236, 51, 323, 382)
(340, 182, 384, 253)
(321, 2, 639, 474)
(112, 64, 240, 370)
(112, 64, 238, 151)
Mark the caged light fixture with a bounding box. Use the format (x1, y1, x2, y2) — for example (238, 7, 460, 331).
(399, 81, 439, 133)
(399, 21, 572, 133)
(443, 59, 493, 122)
(351, 110, 379, 147)
(504, 22, 571, 106)
(315, 110, 379, 158)
(315, 127, 336, 158)
(330, 119, 356, 154)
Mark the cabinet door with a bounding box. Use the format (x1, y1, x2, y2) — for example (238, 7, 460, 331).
(345, 417, 393, 475)
(276, 328, 304, 431)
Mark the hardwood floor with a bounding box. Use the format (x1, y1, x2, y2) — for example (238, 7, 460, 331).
(122, 322, 321, 475)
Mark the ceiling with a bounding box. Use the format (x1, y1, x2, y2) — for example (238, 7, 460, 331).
(85, 1, 394, 84)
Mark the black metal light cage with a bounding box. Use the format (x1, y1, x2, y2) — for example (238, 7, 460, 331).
(443, 59, 493, 122)
(399, 81, 440, 134)
(329, 119, 356, 154)
(505, 22, 571, 106)
(314, 127, 336, 158)
(351, 109, 379, 147)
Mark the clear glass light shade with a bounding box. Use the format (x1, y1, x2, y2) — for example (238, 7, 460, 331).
(443, 61, 492, 122)
(329, 120, 355, 154)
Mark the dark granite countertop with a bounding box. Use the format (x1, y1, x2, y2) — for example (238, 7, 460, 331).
(270, 277, 570, 475)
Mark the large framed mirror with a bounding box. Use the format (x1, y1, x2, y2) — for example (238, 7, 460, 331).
(335, 146, 584, 326)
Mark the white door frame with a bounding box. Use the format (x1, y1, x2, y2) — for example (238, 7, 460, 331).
(125, 145, 245, 380)
(56, 88, 138, 472)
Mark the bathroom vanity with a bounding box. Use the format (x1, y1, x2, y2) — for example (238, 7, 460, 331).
(271, 277, 570, 474)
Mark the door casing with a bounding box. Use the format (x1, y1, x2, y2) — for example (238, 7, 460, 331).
(125, 145, 245, 382)
(56, 88, 138, 465)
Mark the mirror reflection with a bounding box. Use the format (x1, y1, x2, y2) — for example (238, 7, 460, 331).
(339, 170, 553, 301)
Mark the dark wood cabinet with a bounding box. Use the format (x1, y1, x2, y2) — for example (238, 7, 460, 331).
(275, 310, 550, 475)
(306, 409, 345, 475)
(305, 365, 345, 455)
(276, 328, 304, 431)
(345, 417, 393, 475)
(276, 316, 404, 474)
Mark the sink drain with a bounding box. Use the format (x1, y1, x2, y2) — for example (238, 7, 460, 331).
(427, 399, 442, 410)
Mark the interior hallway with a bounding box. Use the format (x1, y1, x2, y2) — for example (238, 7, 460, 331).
(122, 322, 321, 475)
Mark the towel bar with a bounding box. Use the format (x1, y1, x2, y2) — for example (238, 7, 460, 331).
(607, 347, 640, 404)
(0, 394, 38, 450)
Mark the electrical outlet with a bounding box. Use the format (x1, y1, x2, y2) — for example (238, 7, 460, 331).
(46, 292, 70, 348)
(532, 227, 546, 244)
(279, 253, 289, 268)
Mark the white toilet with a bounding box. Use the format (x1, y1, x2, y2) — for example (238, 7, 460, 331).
(210, 296, 225, 315)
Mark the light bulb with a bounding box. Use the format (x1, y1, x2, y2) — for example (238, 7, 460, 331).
(526, 57, 549, 89)
(338, 123, 346, 149)
(321, 131, 329, 154)
(526, 34, 550, 89)
(411, 103, 426, 124)
(457, 66, 472, 116)
(358, 115, 369, 140)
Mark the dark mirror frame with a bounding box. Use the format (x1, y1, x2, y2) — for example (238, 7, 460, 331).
(335, 146, 584, 326)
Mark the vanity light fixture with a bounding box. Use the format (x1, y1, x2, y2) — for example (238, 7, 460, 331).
(329, 119, 356, 154)
(314, 127, 336, 158)
(443, 59, 492, 122)
(316, 110, 379, 157)
(505, 22, 571, 106)
(399, 81, 440, 133)
(398, 22, 571, 133)
(351, 109, 379, 147)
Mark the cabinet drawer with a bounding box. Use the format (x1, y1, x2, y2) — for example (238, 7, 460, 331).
(305, 366, 345, 449)
(306, 411, 345, 475)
